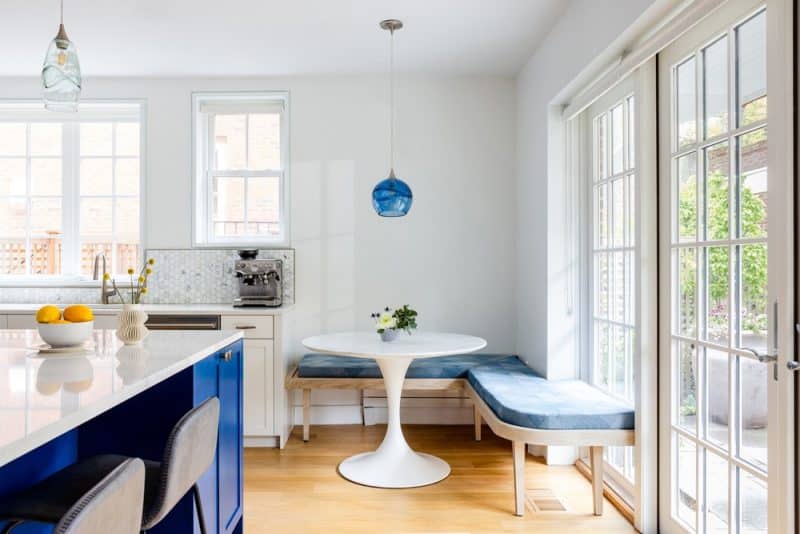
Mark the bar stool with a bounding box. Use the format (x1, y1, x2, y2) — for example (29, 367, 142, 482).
(0, 458, 145, 534)
(0, 397, 220, 534)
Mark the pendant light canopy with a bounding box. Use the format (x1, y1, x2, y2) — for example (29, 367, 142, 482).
(42, 0, 81, 112)
(372, 19, 413, 217)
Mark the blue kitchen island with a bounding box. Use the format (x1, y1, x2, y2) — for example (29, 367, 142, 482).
(0, 329, 244, 534)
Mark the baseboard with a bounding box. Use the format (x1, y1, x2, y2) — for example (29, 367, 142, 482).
(244, 435, 279, 448)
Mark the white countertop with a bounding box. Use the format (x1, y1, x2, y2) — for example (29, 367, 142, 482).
(0, 329, 243, 468)
(0, 303, 292, 315)
(302, 331, 487, 359)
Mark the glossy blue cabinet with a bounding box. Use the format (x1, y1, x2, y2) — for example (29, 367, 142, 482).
(0, 339, 244, 534)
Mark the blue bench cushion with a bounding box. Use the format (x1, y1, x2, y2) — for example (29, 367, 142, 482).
(298, 353, 515, 379)
(467, 356, 634, 430)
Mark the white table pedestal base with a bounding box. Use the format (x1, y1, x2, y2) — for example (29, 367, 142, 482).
(337, 356, 451, 488)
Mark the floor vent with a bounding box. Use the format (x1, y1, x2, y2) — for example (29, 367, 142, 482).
(526, 488, 568, 512)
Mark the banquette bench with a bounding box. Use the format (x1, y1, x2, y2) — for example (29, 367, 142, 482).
(286, 353, 634, 517)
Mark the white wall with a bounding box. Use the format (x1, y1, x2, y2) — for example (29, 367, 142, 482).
(0, 74, 517, 420)
(515, 0, 659, 378)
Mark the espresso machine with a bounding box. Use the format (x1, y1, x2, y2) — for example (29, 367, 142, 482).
(233, 250, 283, 307)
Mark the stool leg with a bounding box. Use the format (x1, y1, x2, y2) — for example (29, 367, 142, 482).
(473, 404, 482, 441)
(302, 389, 311, 442)
(590, 446, 604, 516)
(512, 441, 526, 517)
(193, 484, 208, 534)
(1, 520, 23, 534)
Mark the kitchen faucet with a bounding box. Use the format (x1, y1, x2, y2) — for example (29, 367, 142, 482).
(92, 253, 118, 304)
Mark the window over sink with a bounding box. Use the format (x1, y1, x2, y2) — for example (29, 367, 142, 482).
(0, 102, 143, 279)
(192, 92, 289, 247)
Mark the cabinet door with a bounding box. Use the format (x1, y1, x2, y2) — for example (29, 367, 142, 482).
(243, 339, 274, 436)
(217, 342, 243, 534)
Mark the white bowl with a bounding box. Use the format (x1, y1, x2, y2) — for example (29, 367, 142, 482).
(38, 321, 94, 348)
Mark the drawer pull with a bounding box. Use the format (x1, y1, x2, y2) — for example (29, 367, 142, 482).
(235, 325, 257, 330)
(220, 351, 233, 362)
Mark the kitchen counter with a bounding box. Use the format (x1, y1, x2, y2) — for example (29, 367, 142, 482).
(0, 329, 243, 468)
(0, 303, 292, 315)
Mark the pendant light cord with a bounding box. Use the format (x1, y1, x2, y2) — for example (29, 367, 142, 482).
(60, 0, 64, 25)
(389, 26, 395, 174)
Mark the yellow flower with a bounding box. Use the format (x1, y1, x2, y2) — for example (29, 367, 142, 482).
(102, 273, 110, 281)
(138, 276, 145, 283)
(140, 287, 148, 294)
(127, 268, 134, 275)
(148, 258, 155, 265)
(145, 268, 152, 275)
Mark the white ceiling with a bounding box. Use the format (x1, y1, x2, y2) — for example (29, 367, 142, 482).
(0, 0, 567, 77)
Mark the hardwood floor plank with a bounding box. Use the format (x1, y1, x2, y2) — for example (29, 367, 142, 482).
(244, 425, 637, 533)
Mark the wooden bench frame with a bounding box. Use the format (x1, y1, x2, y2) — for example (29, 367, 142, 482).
(285, 366, 465, 441)
(286, 366, 635, 518)
(466, 383, 635, 517)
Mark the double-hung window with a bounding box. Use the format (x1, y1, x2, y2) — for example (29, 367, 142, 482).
(0, 102, 143, 278)
(193, 92, 289, 246)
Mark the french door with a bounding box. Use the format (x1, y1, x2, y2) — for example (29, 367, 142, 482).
(657, 0, 794, 532)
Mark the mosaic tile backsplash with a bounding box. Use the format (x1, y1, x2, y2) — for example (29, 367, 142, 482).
(0, 249, 295, 306)
(144, 249, 294, 305)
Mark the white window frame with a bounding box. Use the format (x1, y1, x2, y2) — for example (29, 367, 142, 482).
(0, 100, 146, 285)
(191, 91, 290, 247)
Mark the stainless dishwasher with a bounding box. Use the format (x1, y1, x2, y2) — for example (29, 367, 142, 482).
(145, 315, 221, 331)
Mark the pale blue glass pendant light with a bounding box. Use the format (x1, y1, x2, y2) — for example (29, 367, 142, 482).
(42, 0, 81, 112)
(372, 19, 412, 217)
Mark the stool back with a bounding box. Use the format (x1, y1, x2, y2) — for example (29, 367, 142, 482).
(55, 458, 145, 534)
(143, 397, 220, 529)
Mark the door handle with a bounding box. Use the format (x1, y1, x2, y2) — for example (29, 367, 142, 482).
(220, 350, 233, 362)
(741, 347, 778, 364)
(235, 325, 256, 330)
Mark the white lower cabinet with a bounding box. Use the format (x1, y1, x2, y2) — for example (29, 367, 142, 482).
(243, 339, 275, 436)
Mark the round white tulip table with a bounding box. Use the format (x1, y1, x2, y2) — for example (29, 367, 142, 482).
(302, 331, 487, 488)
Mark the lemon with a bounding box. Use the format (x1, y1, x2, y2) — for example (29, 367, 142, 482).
(63, 305, 94, 323)
(36, 305, 61, 324)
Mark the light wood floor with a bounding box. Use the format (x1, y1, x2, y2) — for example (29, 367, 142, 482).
(243, 425, 637, 533)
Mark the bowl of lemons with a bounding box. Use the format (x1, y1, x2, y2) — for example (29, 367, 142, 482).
(36, 305, 95, 348)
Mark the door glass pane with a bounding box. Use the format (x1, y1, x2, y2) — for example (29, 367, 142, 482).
(611, 104, 624, 175)
(612, 178, 624, 247)
(30, 159, 61, 196)
(678, 341, 697, 431)
(705, 246, 730, 345)
(678, 153, 698, 242)
(739, 355, 768, 470)
(30, 123, 62, 156)
(678, 248, 697, 337)
(737, 243, 768, 351)
(738, 128, 767, 239)
(706, 451, 729, 533)
(703, 37, 729, 138)
(596, 183, 609, 247)
(676, 435, 697, 529)
(677, 58, 697, 148)
(0, 197, 27, 236)
(613, 325, 626, 397)
(80, 159, 113, 196)
(704, 141, 730, 241)
(627, 97, 635, 169)
(740, 469, 768, 533)
(613, 251, 625, 323)
(595, 321, 610, 389)
(736, 11, 767, 126)
(596, 114, 607, 180)
(626, 174, 635, 247)
(705, 348, 729, 450)
(595, 253, 609, 318)
(0, 158, 27, 196)
(30, 198, 62, 235)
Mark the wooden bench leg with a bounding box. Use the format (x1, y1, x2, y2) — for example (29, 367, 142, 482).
(590, 446, 604, 516)
(473, 404, 482, 441)
(302, 389, 311, 442)
(512, 441, 526, 517)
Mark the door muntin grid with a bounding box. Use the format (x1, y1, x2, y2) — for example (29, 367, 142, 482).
(669, 7, 768, 533)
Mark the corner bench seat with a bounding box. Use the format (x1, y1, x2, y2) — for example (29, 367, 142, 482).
(287, 353, 635, 519)
(298, 352, 513, 379)
(466, 356, 634, 430)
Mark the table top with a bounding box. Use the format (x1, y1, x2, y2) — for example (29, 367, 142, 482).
(301, 331, 487, 359)
(0, 329, 242, 469)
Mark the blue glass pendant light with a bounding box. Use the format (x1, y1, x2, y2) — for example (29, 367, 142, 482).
(42, 0, 81, 112)
(372, 19, 412, 217)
